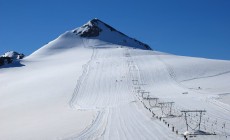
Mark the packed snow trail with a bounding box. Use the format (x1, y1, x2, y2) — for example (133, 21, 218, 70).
(69, 48, 97, 109)
(1, 43, 230, 139)
(67, 45, 182, 140)
(64, 110, 110, 140)
(71, 47, 135, 109)
(130, 50, 230, 139)
(66, 44, 230, 140)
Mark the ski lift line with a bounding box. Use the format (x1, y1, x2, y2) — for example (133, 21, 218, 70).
(136, 89, 145, 93)
(126, 49, 146, 100)
(138, 91, 149, 98)
(140, 91, 149, 93)
(189, 117, 226, 132)
(158, 102, 175, 116)
(137, 92, 144, 97)
(148, 98, 159, 108)
(188, 123, 200, 131)
(181, 110, 206, 131)
(142, 93, 150, 99)
(127, 49, 229, 135)
(181, 110, 206, 113)
(158, 102, 175, 105)
(148, 97, 159, 100)
(134, 87, 141, 90)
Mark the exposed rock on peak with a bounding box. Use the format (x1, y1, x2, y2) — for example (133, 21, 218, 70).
(72, 18, 152, 50)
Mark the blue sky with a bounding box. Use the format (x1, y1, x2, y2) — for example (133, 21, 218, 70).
(0, 0, 230, 60)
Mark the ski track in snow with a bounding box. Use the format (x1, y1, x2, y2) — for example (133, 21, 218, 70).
(66, 110, 110, 140)
(157, 54, 230, 116)
(66, 41, 230, 140)
(125, 49, 230, 139)
(69, 38, 98, 109)
(135, 52, 230, 139)
(66, 46, 182, 140)
(2, 20, 230, 140)
(180, 71, 230, 82)
(70, 47, 135, 109)
(69, 48, 97, 109)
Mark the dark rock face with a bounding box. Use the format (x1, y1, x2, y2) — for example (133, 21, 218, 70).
(73, 19, 102, 37)
(0, 57, 4, 66)
(2, 51, 24, 59)
(73, 19, 126, 38)
(73, 18, 152, 50)
(0, 51, 25, 67)
(79, 25, 101, 37)
(18, 53, 25, 59)
(0, 57, 13, 66)
(133, 39, 151, 50)
(93, 19, 125, 36)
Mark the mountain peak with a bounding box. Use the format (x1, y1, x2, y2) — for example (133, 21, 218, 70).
(73, 18, 119, 37)
(72, 18, 151, 50)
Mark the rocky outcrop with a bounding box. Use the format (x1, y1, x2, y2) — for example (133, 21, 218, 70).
(0, 51, 24, 67)
(72, 18, 152, 50)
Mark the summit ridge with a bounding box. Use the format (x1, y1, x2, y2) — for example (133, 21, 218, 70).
(72, 18, 151, 50)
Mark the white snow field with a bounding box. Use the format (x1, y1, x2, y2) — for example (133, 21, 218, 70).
(1, 19, 230, 140)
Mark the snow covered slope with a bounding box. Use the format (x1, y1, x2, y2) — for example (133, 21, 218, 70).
(1, 19, 230, 140)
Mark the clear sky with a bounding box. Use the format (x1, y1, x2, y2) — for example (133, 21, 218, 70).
(0, 0, 230, 60)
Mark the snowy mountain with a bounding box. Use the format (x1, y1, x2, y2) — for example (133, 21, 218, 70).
(72, 18, 151, 50)
(0, 19, 230, 140)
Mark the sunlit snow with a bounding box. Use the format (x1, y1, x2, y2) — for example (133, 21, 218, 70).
(1, 19, 230, 140)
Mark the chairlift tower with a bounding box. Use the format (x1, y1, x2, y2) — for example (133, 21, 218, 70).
(134, 86, 141, 90)
(139, 91, 149, 98)
(125, 53, 131, 57)
(148, 97, 159, 107)
(127, 60, 133, 66)
(158, 102, 175, 116)
(129, 66, 137, 71)
(181, 110, 206, 131)
(132, 79, 139, 85)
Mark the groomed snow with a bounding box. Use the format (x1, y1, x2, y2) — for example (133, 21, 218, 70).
(1, 33, 230, 140)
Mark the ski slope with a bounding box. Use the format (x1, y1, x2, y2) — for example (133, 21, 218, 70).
(1, 22, 230, 140)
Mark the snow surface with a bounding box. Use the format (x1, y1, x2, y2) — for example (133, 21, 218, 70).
(1, 25, 230, 140)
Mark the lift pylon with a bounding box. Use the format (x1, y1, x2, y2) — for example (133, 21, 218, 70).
(181, 110, 206, 131)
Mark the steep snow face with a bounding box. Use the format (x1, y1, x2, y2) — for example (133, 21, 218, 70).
(72, 18, 151, 50)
